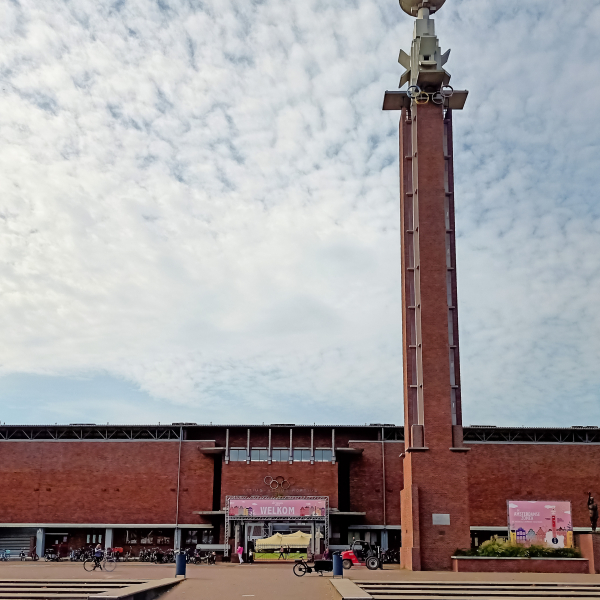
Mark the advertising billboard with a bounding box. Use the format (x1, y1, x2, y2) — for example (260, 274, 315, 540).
(507, 500, 573, 548)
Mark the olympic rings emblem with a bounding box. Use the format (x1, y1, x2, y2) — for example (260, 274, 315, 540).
(406, 84, 454, 106)
(264, 476, 295, 490)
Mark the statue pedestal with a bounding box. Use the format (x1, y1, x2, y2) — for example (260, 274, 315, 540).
(576, 533, 600, 574)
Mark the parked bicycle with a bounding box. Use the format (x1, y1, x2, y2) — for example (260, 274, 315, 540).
(69, 549, 82, 562)
(192, 550, 216, 565)
(293, 557, 333, 577)
(44, 550, 60, 562)
(138, 548, 152, 562)
(163, 549, 175, 564)
(382, 548, 399, 564)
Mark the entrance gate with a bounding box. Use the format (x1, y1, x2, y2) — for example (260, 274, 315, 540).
(225, 496, 329, 558)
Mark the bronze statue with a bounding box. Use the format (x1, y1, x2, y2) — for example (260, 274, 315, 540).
(588, 492, 598, 532)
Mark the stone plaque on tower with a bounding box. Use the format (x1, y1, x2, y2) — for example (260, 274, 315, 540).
(383, 0, 471, 570)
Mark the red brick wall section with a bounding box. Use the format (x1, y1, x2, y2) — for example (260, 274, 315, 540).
(348, 442, 403, 525)
(177, 443, 217, 522)
(220, 462, 338, 508)
(0, 442, 214, 525)
(5, 437, 600, 539)
(467, 444, 600, 528)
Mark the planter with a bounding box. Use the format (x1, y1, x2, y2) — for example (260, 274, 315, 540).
(452, 556, 589, 574)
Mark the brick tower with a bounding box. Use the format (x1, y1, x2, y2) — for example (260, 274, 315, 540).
(383, 0, 471, 570)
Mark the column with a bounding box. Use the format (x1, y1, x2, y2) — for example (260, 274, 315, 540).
(381, 529, 389, 551)
(35, 528, 45, 558)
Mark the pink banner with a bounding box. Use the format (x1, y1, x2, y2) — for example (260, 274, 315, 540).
(507, 500, 573, 548)
(228, 498, 327, 517)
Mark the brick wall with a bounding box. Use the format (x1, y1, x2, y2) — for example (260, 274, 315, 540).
(0, 441, 214, 524)
(2, 437, 600, 535)
(467, 444, 600, 528)
(220, 461, 338, 508)
(349, 442, 403, 525)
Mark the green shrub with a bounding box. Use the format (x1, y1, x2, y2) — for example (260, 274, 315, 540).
(453, 548, 477, 557)
(454, 539, 582, 559)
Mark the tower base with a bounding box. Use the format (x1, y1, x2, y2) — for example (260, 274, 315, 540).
(400, 449, 471, 571)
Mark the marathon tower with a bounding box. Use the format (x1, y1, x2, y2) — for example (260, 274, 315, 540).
(383, 0, 471, 570)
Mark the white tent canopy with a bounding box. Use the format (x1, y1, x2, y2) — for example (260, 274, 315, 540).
(255, 531, 312, 549)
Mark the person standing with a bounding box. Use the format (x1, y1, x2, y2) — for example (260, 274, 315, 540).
(237, 545, 244, 564)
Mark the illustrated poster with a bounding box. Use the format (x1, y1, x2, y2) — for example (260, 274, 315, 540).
(507, 500, 573, 548)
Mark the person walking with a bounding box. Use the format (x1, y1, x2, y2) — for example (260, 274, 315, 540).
(237, 545, 244, 564)
(278, 545, 285, 560)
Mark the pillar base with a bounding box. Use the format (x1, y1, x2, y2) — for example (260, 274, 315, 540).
(576, 533, 600, 574)
(400, 546, 421, 571)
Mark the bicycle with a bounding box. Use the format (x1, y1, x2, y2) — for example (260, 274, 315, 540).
(83, 554, 116, 572)
(123, 546, 136, 562)
(293, 557, 333, 577)
(382, 548, 399, 564)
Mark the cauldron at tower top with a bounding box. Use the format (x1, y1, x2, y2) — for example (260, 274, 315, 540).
(399, 0, 446, 16)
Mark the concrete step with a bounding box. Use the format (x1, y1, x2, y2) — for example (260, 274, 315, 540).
(362, 593, 600, 597)
(348, 582, 600, 600)
(360, 587, 600, 596)
(0, 577, 182, 600)
(364, 597, 600, 600)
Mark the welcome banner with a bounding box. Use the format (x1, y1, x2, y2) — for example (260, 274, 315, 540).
(228, 497, 327, 517)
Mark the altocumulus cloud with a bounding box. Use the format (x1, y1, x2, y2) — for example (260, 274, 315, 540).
(0, 0, 598, 426)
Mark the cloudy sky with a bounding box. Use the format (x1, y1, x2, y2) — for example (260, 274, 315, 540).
(0, 0, 598, 427)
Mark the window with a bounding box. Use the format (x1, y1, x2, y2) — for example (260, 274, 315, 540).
(293, 448, 311, 462)
(251, 448, 268, 462)
(126, 530, 138, 545)
(315, 449, 333, 462)
(140, 531, 154, 545)
(185, 530, 198, 545)
(230, 449, 247, 461)
(156, 531, 171, 545)
(272, 448, 289, 462)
